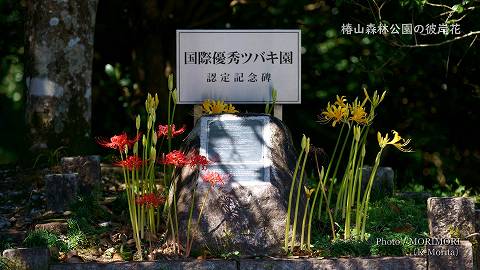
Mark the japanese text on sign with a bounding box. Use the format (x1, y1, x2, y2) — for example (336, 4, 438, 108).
(340, 23, 461, 35)
(205, 72, 271, 83)
(184, 51, 293, 65)
(176, 30, 301, 104)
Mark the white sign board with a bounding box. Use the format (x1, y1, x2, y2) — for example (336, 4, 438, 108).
(176, 30, 301, 104)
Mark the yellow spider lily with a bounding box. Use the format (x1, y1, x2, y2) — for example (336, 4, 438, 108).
(377, 130, 413, 152)
(334, 95, 348, 109)
(349, 99, 368, 125)
(304, 186, 315, 199)
(320, 102, 349, 127)
(364, 89, 386, 107)
(202, 99, 239, 114)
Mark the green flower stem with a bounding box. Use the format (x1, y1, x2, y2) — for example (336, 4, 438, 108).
(185, 188, 196, 257)
(290, 139, 309, 251)
(359, 149, 383, 240)
(173, 191, 179, 247)
(312, 154, 335, 244)
(355, 127, 369, 205)
(335, 175, 346, 219)
(284, 148, 305, 251)
(167, 91, 172, 152)
(352, 129, 369, 240)
(339, 129, 357, 220)
(120, 151, 142, 258)
(196, 189, 210, 227)
(328, 125, 351, 219)
(313, 123, 344, 221)
(345, 125, 366, 239)
(349, 127, 369, 240)
(300, 195, 310, 250)
(167, 208, 176, 252)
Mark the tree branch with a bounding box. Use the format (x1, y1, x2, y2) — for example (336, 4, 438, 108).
(390, 31, 480, 47)
(425, 1, 453, 10)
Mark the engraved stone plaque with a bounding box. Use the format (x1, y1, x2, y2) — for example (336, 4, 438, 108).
(200, 115, 271, 184)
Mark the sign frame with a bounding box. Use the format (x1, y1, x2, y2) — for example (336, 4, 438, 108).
(176, 29, 301, 104)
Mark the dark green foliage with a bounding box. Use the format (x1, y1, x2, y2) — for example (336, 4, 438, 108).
(22, 194, 111, 253)
(70, 194, 109, 223)
(117, 246, 133, 261)
(68, 194, 110, 245)
(0, 238, 13, 253)
(65, 219, 88, 250)
(23, 230, 67, 252)
(329, 239, 371, 257)
(402, 178, 472, 198)
(369, 232, 419, 256)
(0, 0, 26, 164)
(32, 146, 67, 168)
(313, 196, 428, 257)
(367, 197, 428, 234)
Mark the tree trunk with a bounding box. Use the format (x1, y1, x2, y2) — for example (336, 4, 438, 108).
(25, 0, 98, 152)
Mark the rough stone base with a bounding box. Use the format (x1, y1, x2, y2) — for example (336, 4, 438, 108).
(61, 155, 101, 194)
(45, 173, 79, 213)
(35, 222, 69, 234)
(48, 257, 427, 270)
(49, 260, 237, 270)
(475, 209, 480, 232)
(176, 114, 302, 256)
(427, 197, 475, 238)
(427, 240, 473, 270)
(2, 248, 50, 270)
(242, 257, 427, 270)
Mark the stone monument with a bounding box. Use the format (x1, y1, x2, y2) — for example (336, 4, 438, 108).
(61, 155, 101, 194)
(176, 113, 301, 255)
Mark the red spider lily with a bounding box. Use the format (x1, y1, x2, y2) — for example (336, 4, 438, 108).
(201, 171, 229, 187)
(135, 193, 165, 208)
(188, 154, 210, 169)
(159, 150, 188, 166)
(157, 124, 186, 138)
(114, 155, 143, 170)
(96, 132, 141, 151)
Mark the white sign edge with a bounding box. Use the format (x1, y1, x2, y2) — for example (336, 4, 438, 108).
(175, 29, 301, 105)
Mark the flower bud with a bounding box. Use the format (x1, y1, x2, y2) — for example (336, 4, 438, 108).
(172, 89, 178, 105)
(168, 74, 174, 91)
(142, 134, 147, 146)
(136, 115, 141, 130)
(150, 147, 156, 160)
(147, 116, 152, 130)
(380, 91, 387, 103)
(301, 134, 306, 149)
(354, 126, 361, 142)
(154, 94, 159, 107)
(133, 141, 138, 154)
(152, 133, 158, 145)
